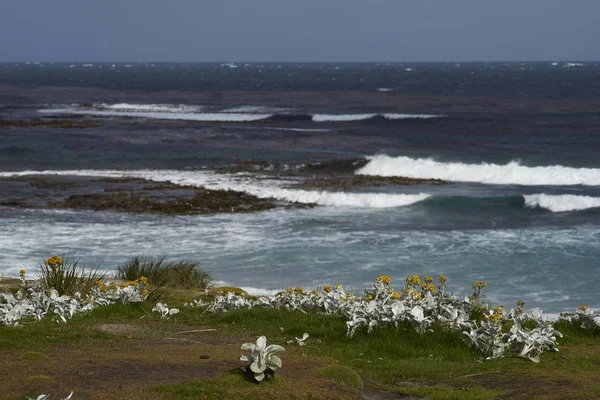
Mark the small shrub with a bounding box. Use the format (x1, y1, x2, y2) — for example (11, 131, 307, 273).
(39, 255, 104, 297)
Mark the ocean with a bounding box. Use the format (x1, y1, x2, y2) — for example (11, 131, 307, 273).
(1, 61, 599, 314)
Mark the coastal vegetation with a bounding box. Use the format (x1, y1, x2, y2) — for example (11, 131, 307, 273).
(116, 256, 211, 290)
(0, 256, 599, 399)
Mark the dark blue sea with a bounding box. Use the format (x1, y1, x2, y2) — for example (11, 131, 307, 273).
(1, 62, 599, 314)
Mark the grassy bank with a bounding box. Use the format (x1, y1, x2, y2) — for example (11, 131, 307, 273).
(1, 283, 599, 400)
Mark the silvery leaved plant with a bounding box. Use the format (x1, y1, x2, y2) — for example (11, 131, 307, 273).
(184, 299, 207, 308)
(152, 302, 180, 319)
(27, 392, 73, 400)
(200, 275, 563, 363)
(240, 336, 285, 382)
(560, 306, 600, 330)
(0, 269, 149, 327)
(295, 333, 309, 346)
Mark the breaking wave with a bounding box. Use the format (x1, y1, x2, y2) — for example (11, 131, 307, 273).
(94, 103, 204, 113)
(37, 104, 443, 124)
(0, 169, 430, 209)
(524, 194, 600, 212)
(357, 155, 600, 186)
(312, 113, 441, 122)
(39, 108, 273, 122)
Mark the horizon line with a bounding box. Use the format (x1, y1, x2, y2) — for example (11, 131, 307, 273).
(1, 59, 599, 64)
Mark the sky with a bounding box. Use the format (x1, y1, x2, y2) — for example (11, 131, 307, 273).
(0, 0, 598, 62)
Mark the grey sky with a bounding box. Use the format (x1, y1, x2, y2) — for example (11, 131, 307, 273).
(0, 0, 598, 62)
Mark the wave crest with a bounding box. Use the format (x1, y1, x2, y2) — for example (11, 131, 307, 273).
(357, 155, 600, 186)
(312, 113, 441, 122)
(524, 194, 600, 212)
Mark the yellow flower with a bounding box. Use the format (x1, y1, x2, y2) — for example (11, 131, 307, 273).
(472, 281, 487, 289)
(376, 275, 391, 285)
(439, 275, 448, 285)
(405, 275, 421, 287)
(365, 293, 374, 301)
(308, 290, 317, 295)
(421, 283, 435, 293)
(294, 286, 304, 294)
(141, 289, 149, 295)
(99, 285, 108, 293)
(489, 313, 502, 322)
(138, 276, 149, 285)
(45, 256, 63, 268)
(391, 291, 400, 299)
(410, 290, 422, 301)
(109, 283, 117, 291)
(120, 283, 129, 289)
(19, 269, 26, 276)
(334, 283, 342, 289)
(323, 285, 332, 293)
(493, 306, 504, 314)
(578, 305, 588, 312)
(95, 280, 103, 286)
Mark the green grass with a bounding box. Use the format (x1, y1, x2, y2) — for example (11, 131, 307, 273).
(2, 287, 599, 400)
(116, 256, 212, 289)
(154, 369, 284, 399)
(316, 365, 363, 390)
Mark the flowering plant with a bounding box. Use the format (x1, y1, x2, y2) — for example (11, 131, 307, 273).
(201, 275, 563, 363)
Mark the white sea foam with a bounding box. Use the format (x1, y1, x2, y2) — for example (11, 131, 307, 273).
(39, 108, 273, 122)
(312, 113, 377, 122)
(222, 105, 289, 113)
(266, 127, 331, 133)
(95, 103, 204, 113)
(524, 194, 600, 212)
(312, 113, 441, 122)
(382, 113, 441, 120)
(259, 189, 430, 208)
(377, 88, 394, 92)
(0, 169, 430, 209)
(357, 155, 600, 186)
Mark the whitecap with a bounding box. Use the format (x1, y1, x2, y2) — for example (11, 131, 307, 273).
(38, 108, 272, 122)
(524, 194, 600, 212)
(357, 155, 600, 186)
(312, 114, 376, 122)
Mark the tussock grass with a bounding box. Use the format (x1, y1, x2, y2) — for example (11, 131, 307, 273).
(116, 256, 211, 290)
(39, 255, 104, 297)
